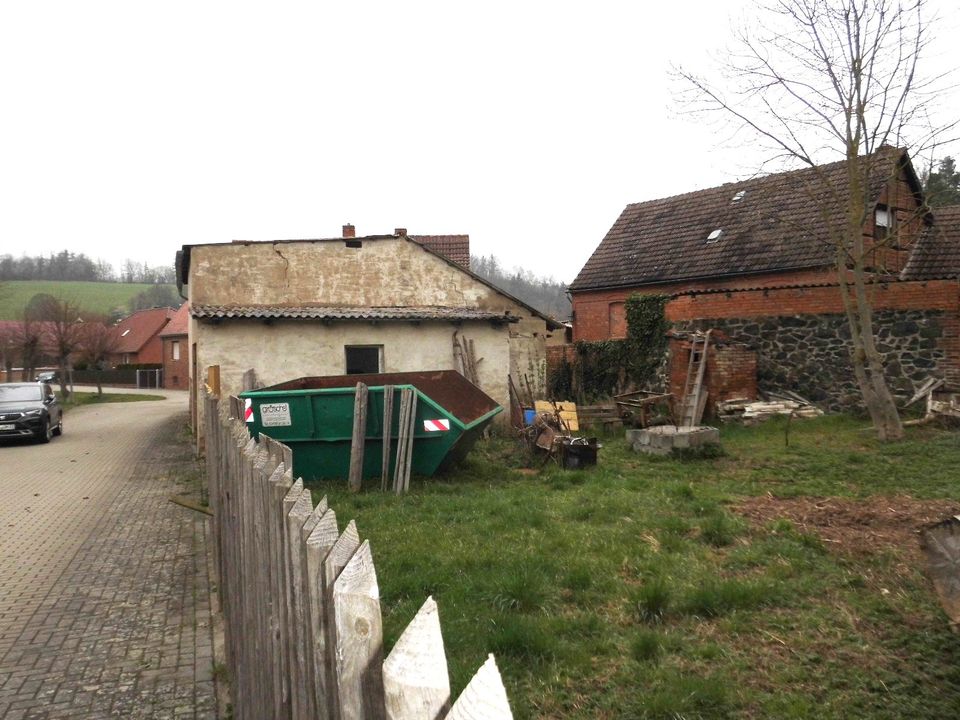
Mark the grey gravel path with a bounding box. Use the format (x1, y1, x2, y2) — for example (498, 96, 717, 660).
(0, 391, 218, 719)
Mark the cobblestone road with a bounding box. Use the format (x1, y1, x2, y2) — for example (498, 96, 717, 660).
(0, 392, 218, 719)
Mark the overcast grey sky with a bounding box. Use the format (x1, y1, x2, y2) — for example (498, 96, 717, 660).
(1, 1, 957, 283)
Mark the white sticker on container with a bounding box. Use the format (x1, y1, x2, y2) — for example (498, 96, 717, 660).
(260, 402, 292, 427)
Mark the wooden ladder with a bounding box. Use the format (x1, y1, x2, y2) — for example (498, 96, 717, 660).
(680, 330, 711, 427)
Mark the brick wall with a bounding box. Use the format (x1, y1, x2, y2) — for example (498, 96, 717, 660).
(668, 338, 758, 416)
(162, 337, 189, 390)
(571, 268, 837, 342)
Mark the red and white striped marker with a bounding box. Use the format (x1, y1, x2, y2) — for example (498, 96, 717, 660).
(423, 418, 450, 432)
(244, 398, 254, 423)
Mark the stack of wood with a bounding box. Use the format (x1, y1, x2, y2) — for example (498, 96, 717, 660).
(716, 391, 823, 424)
(349, 383, 418, 494)
(453, 331, 481, 385)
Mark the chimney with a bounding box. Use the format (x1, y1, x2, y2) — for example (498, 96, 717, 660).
(342, 224, 355, 238)
(394, 227, 408, 237)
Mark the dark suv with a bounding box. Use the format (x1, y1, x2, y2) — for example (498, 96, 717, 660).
(0, 383, 63, 443)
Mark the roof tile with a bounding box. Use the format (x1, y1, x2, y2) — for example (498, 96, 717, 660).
(569, 147, 918, 292)
(190, 304, 519, 323)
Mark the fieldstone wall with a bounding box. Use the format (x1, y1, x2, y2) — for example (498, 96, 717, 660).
(675, 309, 950, 411)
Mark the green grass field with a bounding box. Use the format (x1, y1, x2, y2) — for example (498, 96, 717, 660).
(299, 416, 960, 719)
(0, 280, 178, 319)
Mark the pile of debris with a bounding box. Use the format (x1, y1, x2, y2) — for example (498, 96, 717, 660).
(904, 378, 960, 425)
(518, 403, 600, 469)
(716, 391, 823, 424)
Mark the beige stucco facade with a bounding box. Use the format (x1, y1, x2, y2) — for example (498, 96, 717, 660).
(182, 236, 561, 436)
(191, 317, 511, 409)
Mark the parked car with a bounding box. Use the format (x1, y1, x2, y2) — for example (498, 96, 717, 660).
(0, 383, 63, 443)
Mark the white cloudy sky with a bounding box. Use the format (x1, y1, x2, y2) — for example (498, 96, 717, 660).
(1, 1, 957, 283)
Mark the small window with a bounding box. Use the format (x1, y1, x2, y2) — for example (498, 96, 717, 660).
(345, 345, 382, 374)
(345, 240, 362, 249)
(874, 205, 892, 240)
(172, 341, 180, 361)
(706, 228, 724, 243)
(731, 190, 746, 203)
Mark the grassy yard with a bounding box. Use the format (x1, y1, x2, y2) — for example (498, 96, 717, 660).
(60, 391, 165, 408)
(304, 416, 960, 719)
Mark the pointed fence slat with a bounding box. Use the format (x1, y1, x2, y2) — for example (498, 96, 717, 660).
(203, 388, 513, 720)
(305, 507, 339, 720)
(383, 597, 451, 720)
(297, 498, 327, 719)
(333, 540, 386, 720)
(445, 655, 514, 720)
(287, 486, 313, 719)
(323, 520, 361, 720)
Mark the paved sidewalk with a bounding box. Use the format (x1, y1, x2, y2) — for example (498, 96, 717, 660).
(0, 392, 218, 719)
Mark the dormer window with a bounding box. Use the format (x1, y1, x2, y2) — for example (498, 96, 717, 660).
(874, 205, 892, 241)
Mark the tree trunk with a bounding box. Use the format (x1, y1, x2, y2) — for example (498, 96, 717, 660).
(838, 158, 904, 441)
(58, 356, 71, 399)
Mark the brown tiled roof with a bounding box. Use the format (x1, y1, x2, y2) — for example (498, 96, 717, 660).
(410, 235, 470, 268)
(901, 205, 960, 280)
(569, 147, 920, 292)
(159, 302, 190, 338)
(114, 308, 175, 353)
(190, 304, 519, 323)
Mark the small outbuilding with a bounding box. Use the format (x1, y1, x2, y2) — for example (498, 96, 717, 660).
(176, 227, 563, 441)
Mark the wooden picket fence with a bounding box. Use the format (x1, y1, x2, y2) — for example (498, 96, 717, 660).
(204, 390, 514, 720)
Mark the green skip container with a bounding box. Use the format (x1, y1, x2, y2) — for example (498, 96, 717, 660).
(240, 370, 502, 482)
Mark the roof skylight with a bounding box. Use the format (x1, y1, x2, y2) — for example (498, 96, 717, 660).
(706, 229, 724, 243)
(121, 329, 131, 337)
(732, 190, 746, 203)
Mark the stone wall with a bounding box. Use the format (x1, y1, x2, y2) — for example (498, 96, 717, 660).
(674, 309, 951, 411)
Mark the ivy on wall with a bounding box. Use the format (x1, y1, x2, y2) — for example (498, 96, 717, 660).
(549, 294, 670, 401)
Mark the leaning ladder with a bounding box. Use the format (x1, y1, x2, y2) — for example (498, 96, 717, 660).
(680, 330, 711, 427)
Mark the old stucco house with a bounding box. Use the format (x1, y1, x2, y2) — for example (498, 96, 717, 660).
(176, 227, 563, 437)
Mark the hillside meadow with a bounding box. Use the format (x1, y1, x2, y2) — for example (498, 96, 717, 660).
(0, 280, 178, 319)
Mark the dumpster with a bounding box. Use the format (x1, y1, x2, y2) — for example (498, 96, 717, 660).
(240, 370, 502, 482)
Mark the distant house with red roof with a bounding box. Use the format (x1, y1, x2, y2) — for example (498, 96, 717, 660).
(108, 307, 176, 366)
(160, 303, 190, 390)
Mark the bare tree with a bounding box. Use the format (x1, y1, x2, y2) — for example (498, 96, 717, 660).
(0, 323, 17, 380)
(29, 296, 84, 399)
(78, 318, 120, 396)
(679, 0, 956, 440)
(14, 316, 44, 382)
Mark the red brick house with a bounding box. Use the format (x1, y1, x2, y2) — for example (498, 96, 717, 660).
(108, 307, 176, 366)
(567, 147, 960, 409)
(160, 303, 190, 390)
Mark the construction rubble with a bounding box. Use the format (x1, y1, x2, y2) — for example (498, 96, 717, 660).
(716, 391, 823, 424)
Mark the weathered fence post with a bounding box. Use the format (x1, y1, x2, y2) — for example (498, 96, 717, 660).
(349, 382, 369, 492)
(304, 508, 340, 720)
(323, 521, 361, 719)
(333, 540, 386, 720)
(381, 386, 394, 492)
